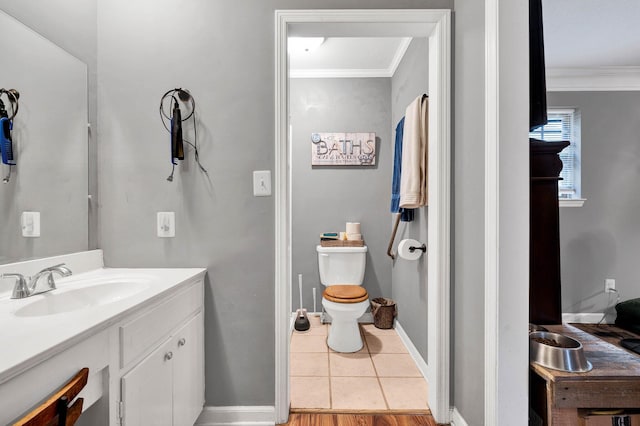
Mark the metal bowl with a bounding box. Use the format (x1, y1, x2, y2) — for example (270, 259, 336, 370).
(529, 323, 548, 333)
(530, 331, 592, 373)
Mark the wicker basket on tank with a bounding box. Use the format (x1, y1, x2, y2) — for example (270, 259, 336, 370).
(320, 239, 365, 247)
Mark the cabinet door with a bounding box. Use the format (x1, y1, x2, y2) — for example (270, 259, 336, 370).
(172, 312, 204, 426)
(121, 338, 173, 426)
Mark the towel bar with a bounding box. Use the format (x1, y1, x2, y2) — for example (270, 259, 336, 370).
(387, 213, 401, 260)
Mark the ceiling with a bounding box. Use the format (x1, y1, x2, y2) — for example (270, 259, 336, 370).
(542, 0, 640, 68)
(287, 21, 433, 79)
(289, 37, 412, 78)
(289, 3, 640, 89)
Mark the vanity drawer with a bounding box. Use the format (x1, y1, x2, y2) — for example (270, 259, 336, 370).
(119, 279, 203, 368)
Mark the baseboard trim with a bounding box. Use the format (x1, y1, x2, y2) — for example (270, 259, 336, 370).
(195, 406, 275, 426)
(301, 311, 374, 324)
(450, 407, 469, 426)
(394, 321, 429, 381)
(562, 312, 606, 324)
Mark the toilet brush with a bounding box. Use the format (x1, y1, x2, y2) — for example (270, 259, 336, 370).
(294, 274, 310, 331)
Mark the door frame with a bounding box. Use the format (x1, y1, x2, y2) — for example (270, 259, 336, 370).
(274, 9, 451, 424)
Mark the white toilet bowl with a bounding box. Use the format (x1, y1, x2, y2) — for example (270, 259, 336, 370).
(322, 284, 369, 353)
(322, 298, 369, 352)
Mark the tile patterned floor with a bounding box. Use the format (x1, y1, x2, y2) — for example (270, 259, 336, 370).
(290, 316, 430, 412)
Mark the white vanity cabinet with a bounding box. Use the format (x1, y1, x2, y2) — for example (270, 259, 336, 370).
(0, 261, 206, 426)
(119, 281, 204, 426)
(121, 312, 204, 426)
(172, 312, 205, 425)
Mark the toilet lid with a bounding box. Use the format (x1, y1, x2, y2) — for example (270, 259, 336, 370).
(323, 285, 369, 303)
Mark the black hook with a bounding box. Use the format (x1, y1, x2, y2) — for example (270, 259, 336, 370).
(409, 244, 427, 253)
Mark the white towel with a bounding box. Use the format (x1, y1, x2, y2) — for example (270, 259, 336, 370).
(399, 95, 428, 208)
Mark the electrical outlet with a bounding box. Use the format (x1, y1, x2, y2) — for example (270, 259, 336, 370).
(605, 278, 616, 293)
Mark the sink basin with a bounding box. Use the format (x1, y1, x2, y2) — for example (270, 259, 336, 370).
(13, 279, 150, 317)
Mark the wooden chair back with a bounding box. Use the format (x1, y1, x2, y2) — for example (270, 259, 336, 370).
(13, 367, 89, 426)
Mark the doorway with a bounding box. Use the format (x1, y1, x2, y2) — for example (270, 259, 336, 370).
(274, 9, 451, 424)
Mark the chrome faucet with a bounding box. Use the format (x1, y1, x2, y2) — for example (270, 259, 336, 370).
(2, 263, 72, 299)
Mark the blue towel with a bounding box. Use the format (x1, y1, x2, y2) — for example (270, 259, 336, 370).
(390, 118, 414, 222)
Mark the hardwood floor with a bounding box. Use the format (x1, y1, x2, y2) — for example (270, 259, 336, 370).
(279, 413, 439, 426)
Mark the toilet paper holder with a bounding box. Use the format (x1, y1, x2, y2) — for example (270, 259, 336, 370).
(409, 243, 427, 253)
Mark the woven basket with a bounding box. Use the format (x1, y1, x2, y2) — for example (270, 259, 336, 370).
(371, 297, 397, 329)
(320, 239, 365, 247)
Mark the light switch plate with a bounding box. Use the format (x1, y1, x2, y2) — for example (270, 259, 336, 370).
(157, 212, 175, 237)
(253, 170, 272, 196)
(21, 211, 40, 237)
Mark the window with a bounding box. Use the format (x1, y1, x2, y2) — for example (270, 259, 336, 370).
(529, 108, 583, 206)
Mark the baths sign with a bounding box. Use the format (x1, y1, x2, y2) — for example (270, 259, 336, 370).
(311, 132, 376, 166)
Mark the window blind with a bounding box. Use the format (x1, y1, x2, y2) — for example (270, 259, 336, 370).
(529, 110, 576, 198)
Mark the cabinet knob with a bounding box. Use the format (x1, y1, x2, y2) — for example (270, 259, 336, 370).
(178, 338, 186, 347)
(164, 351, 173, 361)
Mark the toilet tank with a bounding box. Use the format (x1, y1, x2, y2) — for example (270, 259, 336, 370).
(316, 245, 368, 286)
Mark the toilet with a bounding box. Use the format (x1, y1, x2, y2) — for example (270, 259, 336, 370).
(317, 245, 369, 353)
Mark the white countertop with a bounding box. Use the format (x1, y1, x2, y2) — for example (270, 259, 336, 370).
(0, 267, 206, 385)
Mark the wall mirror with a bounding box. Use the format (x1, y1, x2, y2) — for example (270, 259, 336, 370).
(0, 10, 88, 265)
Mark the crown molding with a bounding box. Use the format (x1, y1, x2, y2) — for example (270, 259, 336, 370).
(289, 68, 392, 78)
(387, 37, 413, 76)
(289, 37, 413, 79)
(547, 66, 640, 91)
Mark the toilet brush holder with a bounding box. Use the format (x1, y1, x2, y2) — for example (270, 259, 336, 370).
(294, 273, 310, 331)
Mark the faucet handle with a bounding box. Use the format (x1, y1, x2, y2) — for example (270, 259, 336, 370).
(45, 263, 72, 274)
(3, 273, 29, 299)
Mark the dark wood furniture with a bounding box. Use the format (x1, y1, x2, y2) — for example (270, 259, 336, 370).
(13, 368, 88, 426)
(530, 139, 570, 324)
(530, 324, 640, 426)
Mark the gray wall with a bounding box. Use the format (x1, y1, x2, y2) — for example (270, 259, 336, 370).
(290, 78, 392, 310)
(452, 0, 486, 423)
(548, 91, 640, 317)
(390, 38, 430, 358)
(97, 0, 453, 408)
(4, 0, 508, 416)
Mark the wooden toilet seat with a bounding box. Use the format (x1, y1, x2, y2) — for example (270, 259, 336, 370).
(323, 285, 369, 303)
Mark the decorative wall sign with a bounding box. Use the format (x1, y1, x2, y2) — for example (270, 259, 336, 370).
(311, 132, 376, 166)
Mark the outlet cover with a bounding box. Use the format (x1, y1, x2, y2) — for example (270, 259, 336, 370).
(253, 170, 272, 196)
(157, 212, 175, 237)
(21, 211, 40, 237)
(605, 278, 616, 293)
